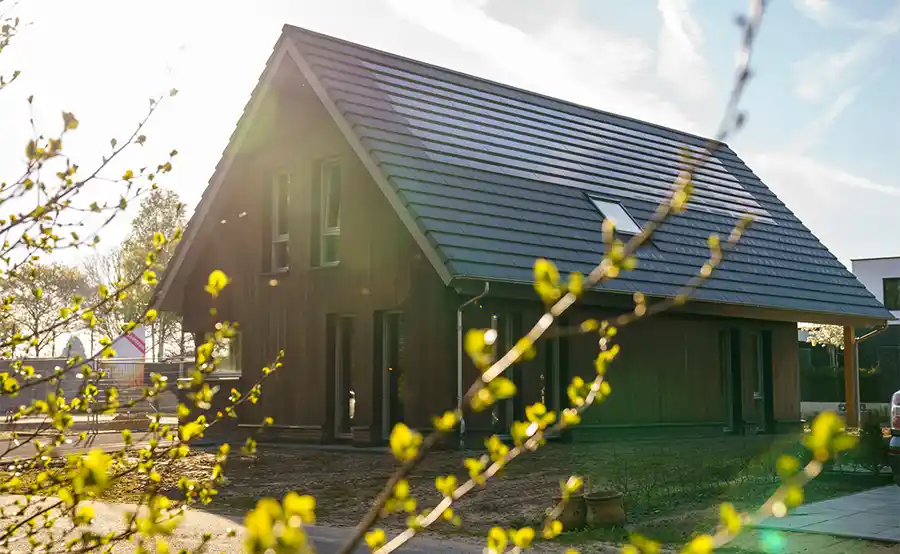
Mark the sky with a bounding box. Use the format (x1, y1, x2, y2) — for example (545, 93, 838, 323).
(1, 0, 899, 270)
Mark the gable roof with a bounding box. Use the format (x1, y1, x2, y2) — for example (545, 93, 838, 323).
(155, 25, 892, 325)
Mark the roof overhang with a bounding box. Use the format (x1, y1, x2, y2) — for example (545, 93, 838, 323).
(451, 277, 893, 329)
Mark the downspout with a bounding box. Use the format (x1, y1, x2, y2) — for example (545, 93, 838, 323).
(457, 282, 490, 451)
(856, 323, 889, 344)
(851, 322, 889, 426)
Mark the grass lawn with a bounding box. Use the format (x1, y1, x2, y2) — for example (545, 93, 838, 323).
(3, 432, 890, 550)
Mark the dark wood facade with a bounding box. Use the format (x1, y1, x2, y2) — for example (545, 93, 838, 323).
(169, 55, 803, 447)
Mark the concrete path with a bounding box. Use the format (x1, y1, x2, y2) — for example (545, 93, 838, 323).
(754, 486, 900, 542)
(725, 530, 900, 553)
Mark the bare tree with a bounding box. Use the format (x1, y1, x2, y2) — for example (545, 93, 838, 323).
(1, 262, 90, 356)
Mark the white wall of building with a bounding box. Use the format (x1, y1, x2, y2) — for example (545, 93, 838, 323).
(851, 256, 900, 325)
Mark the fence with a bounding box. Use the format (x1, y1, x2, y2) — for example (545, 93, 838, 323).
(94, 358, 183, 415)
(0, 357, 191, 418)
(799, 342, 900, 403)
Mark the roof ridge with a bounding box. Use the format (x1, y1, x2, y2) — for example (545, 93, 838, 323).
(154, 23, 888, 324)
(282, 23, 727, 149)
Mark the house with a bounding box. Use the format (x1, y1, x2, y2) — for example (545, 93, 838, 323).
(847, 257, 900, 404)
(151, 25, 892, 446)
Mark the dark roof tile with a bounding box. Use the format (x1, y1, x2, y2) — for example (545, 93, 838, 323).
(287, 26, 891, 322)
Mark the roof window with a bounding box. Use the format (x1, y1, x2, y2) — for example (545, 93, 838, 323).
(588, 197, 642, 235)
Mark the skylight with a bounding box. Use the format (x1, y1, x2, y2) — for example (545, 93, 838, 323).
(589, 197, 642, 235)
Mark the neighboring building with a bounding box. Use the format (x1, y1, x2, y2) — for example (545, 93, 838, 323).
(851, 256, 900, 406)
(795, 257, 900, 421)
(152, 26, 891, 446)
(852, 256, 900, 324)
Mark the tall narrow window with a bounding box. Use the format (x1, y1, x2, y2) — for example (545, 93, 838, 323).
(720, 329, 743, 435)
(542, 337, 561, 413)
(319, 159, 341, 266)
(884, 278, 900, 310)
(381, 311, 405, 435)
(490, 314, 505, 432)
(271, 172, 290, 272)
(332, 315, 355, 438)
(719, 330, 734, 433)
(490, 313, 523, 435)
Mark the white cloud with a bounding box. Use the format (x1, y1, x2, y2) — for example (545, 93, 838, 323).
(748, 24, 900, 266)
(751, 153, 900, 201)
(655, 0, 713, 103)
(794, 0, 849, 27)
(384, 0, 702, 133)
(748, 152, 900, 264)
(383, 0, 900, 265)
(787, 86, 861, 154)
(793, 3, 900, 101)
(793, 0, 885, 29)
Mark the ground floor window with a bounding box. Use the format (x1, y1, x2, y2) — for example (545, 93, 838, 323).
(214, 331, 242, 375)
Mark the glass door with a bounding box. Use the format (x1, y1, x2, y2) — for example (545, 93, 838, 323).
(333, 315, 355, 438)
(381, 311, 405, 437)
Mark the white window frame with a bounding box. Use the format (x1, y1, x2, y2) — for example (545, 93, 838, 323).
(271, 171, 291, 272)
(588, 196, 642, 235)
(214, 331, 242, 375)
(319, 158, 341, 267)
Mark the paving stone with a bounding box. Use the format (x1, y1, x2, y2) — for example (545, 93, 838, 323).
(801, 521, 896, 541)
(725, 530, 852, 554)
(756, 513, 840, 530)
(874, 528, 900, 542)
(839, 512, 900, 528)
(751, 486, 900, 544)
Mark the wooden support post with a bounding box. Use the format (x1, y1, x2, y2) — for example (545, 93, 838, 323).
(843, 326, 859, 428)
(760, 330, 775, 434)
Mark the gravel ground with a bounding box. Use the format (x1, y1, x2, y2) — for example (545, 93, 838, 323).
(1, 436, 887, 553)
(0, 495, 623, 554)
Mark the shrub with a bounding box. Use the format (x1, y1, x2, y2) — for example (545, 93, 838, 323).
(850, 417, 889, 475)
